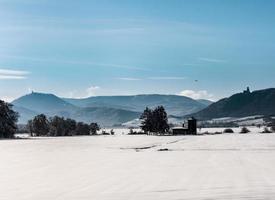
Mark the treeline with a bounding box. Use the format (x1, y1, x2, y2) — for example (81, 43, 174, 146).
(27, 114, 100, 136)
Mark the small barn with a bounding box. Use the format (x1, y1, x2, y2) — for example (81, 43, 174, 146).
(172, 117, 197, 135)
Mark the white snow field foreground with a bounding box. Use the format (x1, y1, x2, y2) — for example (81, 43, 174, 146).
(1, 130, 275, 199)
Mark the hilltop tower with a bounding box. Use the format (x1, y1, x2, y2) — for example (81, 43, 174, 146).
(244, 87, 251, 94)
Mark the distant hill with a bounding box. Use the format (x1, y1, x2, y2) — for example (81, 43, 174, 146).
(12, 92, 77, 114)
(192, 88, 275, 120)
(63, 94, 208, 116)
(11, 92, 140, 126)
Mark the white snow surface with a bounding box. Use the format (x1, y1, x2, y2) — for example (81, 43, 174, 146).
(1, 131, 275, 199)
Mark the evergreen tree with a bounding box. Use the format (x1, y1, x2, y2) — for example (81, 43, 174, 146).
(0, 100, 18, 138)
(27, 119, 34, 136)
(153, 106, 169, 134)
(140, 107, 153, 133)
(32, 114, 49, 136)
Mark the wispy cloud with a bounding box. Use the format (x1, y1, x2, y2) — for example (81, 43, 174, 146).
(0, 69, 29, 75)
(0, 75, 27, 80)
(117, 77, 186, 81)
(86, 86, 100, 97)
(181, 63, 201, 67)
(198, 57, 227, 63)
(0, 55, 149, 71)
(0, 68, 29, 80)
(148, 77, 185, 80)
(117, 77, 141, 81)
(67, 85, 101, 99)
(179, 90, 214, 100)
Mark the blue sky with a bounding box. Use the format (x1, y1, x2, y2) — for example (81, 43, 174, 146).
(0, 0, 275, 102)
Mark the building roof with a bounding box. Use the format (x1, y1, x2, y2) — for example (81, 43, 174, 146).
(172, 127, 189, 130)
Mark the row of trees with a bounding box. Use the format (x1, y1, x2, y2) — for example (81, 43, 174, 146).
(140, 106, 169, 134)
(27, 114, 100, 137)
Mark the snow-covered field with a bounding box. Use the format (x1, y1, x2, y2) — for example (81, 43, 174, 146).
(1, 130, 275, 199)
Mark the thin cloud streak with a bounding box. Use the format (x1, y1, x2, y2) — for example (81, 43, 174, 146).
(117, 77, 141, 81)
(148, 77, 185, 80)
(117, 77, 186, 81)
(198, 57, 227, 63)
(0, 68, 29, 76)
(0, 55, 150, 71)
(0, 68, 29, 80)
(0, 75, 27, 80)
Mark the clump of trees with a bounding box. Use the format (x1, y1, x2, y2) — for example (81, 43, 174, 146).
(27, 114, 100, 137)
(0, 100, 19, 138)
(140, 106, 169, 134)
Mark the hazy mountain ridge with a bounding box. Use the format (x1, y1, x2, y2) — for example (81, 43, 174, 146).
(64, 94, 207, 116)
(12, 92, 209, 126)
(192, 88, 275, 120)
(73, 107, 141, 126)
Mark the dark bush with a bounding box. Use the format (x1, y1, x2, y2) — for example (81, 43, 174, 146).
(128, 128, 135, 135)
(101, 130, 109, 135)
(261, 127, 272, 133)
(90, 123, 100, 135)
(223, 128, 234, 133)
(240, 127, 250, 134)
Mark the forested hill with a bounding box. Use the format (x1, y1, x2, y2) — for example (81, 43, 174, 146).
(191, 88, 275, 120)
